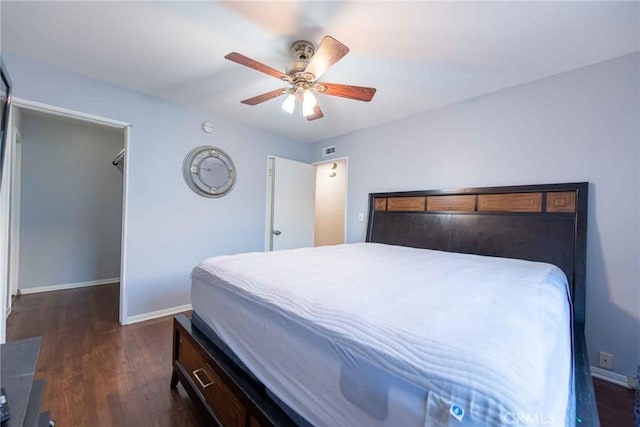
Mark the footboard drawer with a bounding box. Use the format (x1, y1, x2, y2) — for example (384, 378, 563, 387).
(193, 364, 246, 427)
(171, 315, 296, 427)
(178, 332, 246, 427)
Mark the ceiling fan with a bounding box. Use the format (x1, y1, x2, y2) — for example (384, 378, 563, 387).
(225, 36, 376, 121)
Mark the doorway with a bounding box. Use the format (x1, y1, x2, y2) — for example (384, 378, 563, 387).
(313, 159, 347, 246)
(2, 99, 130, 330)
(265, 156, 347, 251)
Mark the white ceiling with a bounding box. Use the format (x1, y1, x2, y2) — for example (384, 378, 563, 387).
(2, 1, 638, 143)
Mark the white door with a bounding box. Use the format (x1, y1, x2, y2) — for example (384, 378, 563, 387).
(268, 157, 316, 251)
(8, 136, 21, 301)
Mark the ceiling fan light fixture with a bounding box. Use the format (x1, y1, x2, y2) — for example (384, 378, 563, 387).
(225, 35, 376, 120)
(302, 89, 318, 117)
(281, 93, 296, 114)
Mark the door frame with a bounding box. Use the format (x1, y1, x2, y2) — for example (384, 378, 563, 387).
(312, 156, 349, 244)
(263, 155, 349, 251)
(3, 97, 132, 329)
(264, 156, 276, 251)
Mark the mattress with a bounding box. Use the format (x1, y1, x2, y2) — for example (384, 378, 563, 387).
(192, 243, 574, 426)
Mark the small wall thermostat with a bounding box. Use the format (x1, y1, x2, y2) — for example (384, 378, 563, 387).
(202, 122, 214, 133)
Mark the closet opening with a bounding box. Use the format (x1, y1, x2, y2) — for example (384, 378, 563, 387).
(3, 100, 130, 329)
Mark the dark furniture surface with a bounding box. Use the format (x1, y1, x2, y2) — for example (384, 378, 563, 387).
(173, 182, 597, 426)
(0, 337, 52, 427)
(0, 57, 13, 187)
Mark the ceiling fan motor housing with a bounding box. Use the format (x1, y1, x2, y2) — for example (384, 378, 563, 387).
(291, 40, 315, 61)
(287, 40, 315, 78)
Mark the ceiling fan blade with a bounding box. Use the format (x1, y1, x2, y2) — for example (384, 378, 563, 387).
(306, 105, 324, 121)
(317, 83, 376, 102)
(225, 52, 289, 81)
(304, 36, 349, 80)
(240, 88, 287, 105)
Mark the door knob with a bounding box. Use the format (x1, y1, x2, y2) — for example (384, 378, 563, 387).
(272, 230, 282, 236)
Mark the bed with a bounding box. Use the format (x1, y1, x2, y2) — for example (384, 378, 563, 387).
(171, 182, 599, 427)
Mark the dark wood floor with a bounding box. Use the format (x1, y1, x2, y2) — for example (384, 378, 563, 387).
(593, 376, 635, 427)
(6, 283, 636, 426)
(7, 283, 207, 426)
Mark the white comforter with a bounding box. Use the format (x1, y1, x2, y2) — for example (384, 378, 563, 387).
(193, 243, 572, 426)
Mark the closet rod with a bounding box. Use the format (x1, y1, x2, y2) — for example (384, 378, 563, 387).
(112, 148, 125, 166)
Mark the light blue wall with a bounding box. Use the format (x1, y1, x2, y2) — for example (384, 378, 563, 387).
(312, 53, 640, 379)
(4, 54, 311, 319)
(19, 113, 124, 289)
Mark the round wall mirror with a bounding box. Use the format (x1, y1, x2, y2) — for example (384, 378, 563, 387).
(183, 146, 236, 198)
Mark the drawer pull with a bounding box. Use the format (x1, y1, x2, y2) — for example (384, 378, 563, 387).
(192, 368, 214, 389)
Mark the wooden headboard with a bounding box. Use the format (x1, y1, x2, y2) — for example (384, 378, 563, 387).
(366, 182, 588, 324)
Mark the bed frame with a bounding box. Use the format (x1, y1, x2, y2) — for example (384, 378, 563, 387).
(172, 182, 599, 426)
(366, 181, 597, 425)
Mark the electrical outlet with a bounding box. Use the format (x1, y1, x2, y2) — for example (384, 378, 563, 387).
(598, 351, 613, 370)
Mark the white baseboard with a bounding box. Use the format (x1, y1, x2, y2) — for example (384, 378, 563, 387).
(19, 277, 119, 295)
(124, 303, 192, 326)
(590, 365, 636, 389)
